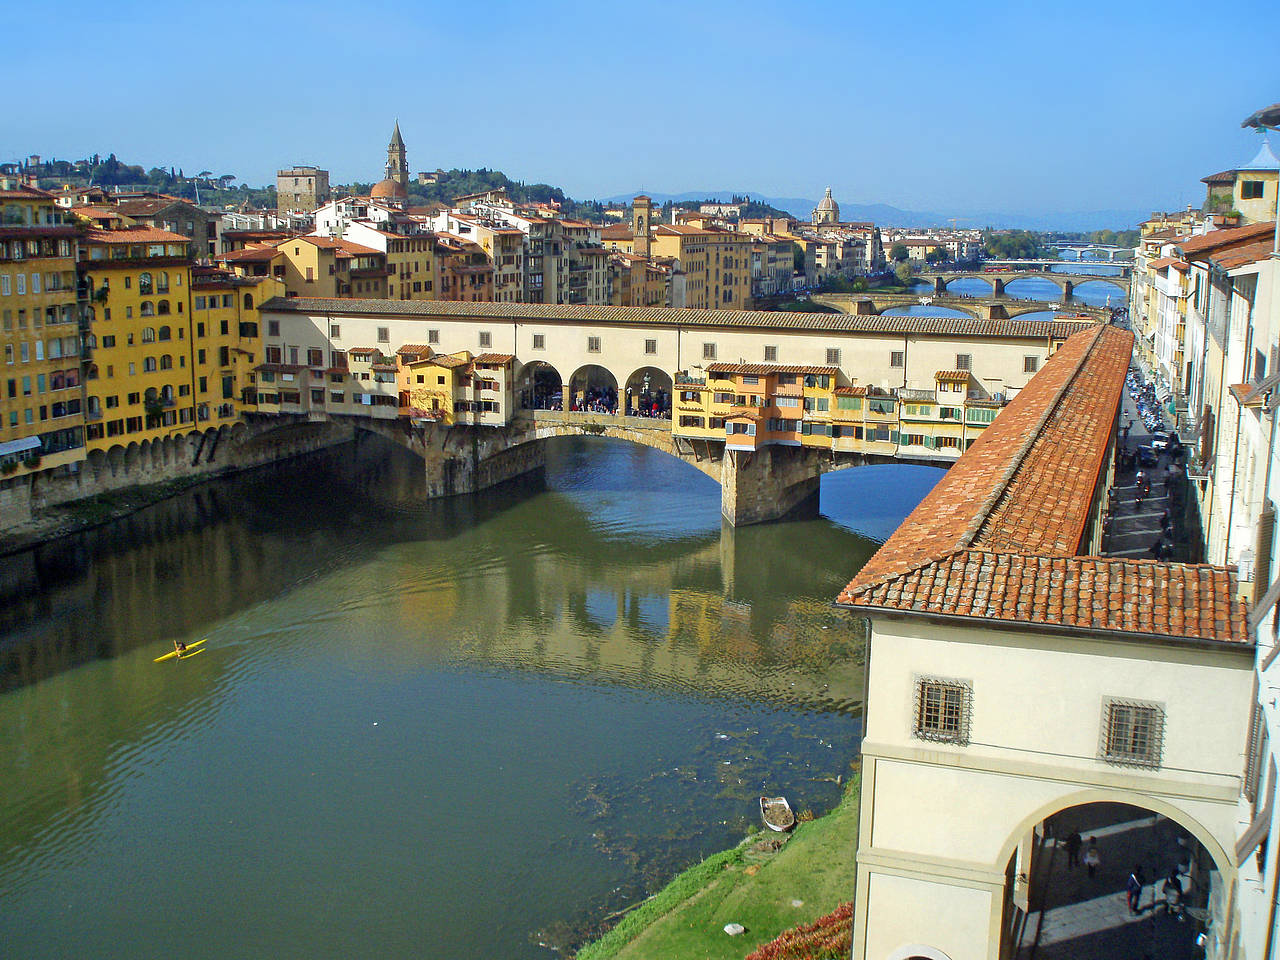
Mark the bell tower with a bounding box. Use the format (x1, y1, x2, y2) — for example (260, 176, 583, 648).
(386, 121, 408, 189)
(632, 195, 652, 258)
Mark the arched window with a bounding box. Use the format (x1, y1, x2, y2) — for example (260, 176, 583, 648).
(156, 272, 169, 293)
(156, 300, 170, 315)
(160, 355, 173, 370)
(143, 357, 157, 372)
(140, 301, 155, 317)
(141, 327, 156, 343)
(243, 293, 254, 310)
(161, 385, 174, 402)
(157, 325, 171, 341)
(138, 272, 153, 295)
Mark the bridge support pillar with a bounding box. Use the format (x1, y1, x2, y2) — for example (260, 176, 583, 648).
(719, 446, 822, 526)
(992, 278, 1005, 297)
(982, 302, 1010, 320)
(1063, 279, 1074, 299)
(851, 298, 878, 316)
(934, 276, 947, 296)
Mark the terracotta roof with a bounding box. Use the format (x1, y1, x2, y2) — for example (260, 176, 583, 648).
(935, 370, 970, 382)
(1214, 238, 1276, 271)
(1178, 221, 1276, 257)
(216, 247, 281, 262)
(347, 346, 379, 356)
(396, 344, 434, 356)
(82, 225, 190, 245)
(837, 324, 1251, 645)
(1147, 256, 1187, 271)
(261, 298, 1094, 341)
(1201, 170, 1236, 185)
(473, 353, 515, 365)
(834, 385, 867, 396)
(706, 362, 839, 376)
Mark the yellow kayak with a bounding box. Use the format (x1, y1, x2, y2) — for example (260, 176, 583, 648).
(154, 638, 208, 663)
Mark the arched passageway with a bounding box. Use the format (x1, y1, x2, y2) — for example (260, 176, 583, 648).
(1002, 800, 1222, 959)
(623, 366, 672, 418)
(515, 361, 563, 411)
(569, 364, 618, 414)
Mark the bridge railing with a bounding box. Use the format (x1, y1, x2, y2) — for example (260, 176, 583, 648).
(525, 409, 672, 430)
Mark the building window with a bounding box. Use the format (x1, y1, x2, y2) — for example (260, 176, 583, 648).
(1242, 180, 1265, 200)
(1024, 356, 1039, 374)
(890, 350, 904, 368)
(763, 345, 778, 363)
(330, 324, 341, 339)
(1100, 698, 1164, 768)
(587, 336, 601, 353)
(532, 334, 545, 350)
(645, 339, 657, 355)
(479, 331, 492, 348)
(377, 327, 390, 343)
(428, 329, 440, 344)
(955, 354, 972, 371)
(913, 677, 971, 745)
(268, 320, 280, 337)
(702, 342, 717, 360)
(826, 348, 841, 366)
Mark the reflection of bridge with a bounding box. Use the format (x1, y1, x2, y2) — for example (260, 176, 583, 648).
(810, 291, 1112, 320)
(919, 268, 1130, 300)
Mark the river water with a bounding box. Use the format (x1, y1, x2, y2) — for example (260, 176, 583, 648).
(0, 437, 942, 959)
(897, 265, 1127, 320)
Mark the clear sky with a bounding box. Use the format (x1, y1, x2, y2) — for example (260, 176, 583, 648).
(5, 0, 1278, 217)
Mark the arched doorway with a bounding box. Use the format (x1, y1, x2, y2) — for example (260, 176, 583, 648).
(515, 361, 563, 411)
(623, 366, 672, 418)
(568, 365, 618, 414)
(1001, 800, 1224, 959)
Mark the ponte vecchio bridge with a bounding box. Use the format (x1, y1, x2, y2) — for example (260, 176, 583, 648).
(258, 297, 1109, 525)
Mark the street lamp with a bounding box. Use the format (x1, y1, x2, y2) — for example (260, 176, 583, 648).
(1242, 102, 1280, 254)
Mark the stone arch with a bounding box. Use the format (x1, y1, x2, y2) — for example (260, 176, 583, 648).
(123, 441, 141, 474)
(515, 360, 564, 411)
(944, 276, 996, 295)
(106, 444, 125, 477)
(623, 366, 673, 417)
(159, 434, 173, 466)
(993, 787, 1232, 881)
(887, 946, 954, 960)
(568, 364, 620, 413)
(86, 447, 107, 480)
(1070, 277, 1127, 297)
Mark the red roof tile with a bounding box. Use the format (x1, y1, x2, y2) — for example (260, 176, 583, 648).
(1178, 221, 1275, 257)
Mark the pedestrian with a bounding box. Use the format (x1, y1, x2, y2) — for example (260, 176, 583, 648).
(1083, 838, 1100, 878)
(1065, 831, 1082, 870)
(1127, 865, 1144, 914)
(1159, 869, 1184, 920)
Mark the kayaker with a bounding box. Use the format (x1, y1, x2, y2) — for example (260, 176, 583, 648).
(173, 639, 188, 656)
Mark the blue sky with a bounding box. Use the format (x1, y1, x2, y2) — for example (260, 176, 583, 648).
(4, 0, 1278, 217)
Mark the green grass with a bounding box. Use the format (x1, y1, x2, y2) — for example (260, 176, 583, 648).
(575, 773, 860, 960)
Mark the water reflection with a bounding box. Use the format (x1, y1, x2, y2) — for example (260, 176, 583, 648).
(0, 437, 935, 959)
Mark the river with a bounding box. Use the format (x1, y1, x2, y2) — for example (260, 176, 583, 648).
(0, 437, 942, 959)
(898, 264, 1127, 319)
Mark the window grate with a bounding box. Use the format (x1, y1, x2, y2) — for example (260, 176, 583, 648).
(912, 676, 971, 745)
(1099, 698, 1164, 768)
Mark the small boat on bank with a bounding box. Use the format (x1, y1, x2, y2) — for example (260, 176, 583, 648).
(154, 638, 207, 663)
(760, 796, 795, 832)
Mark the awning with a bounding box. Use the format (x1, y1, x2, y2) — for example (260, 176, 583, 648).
(0, 436, 41, 457)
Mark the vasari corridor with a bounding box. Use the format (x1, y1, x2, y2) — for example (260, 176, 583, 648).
(3, 4, 1280, 959)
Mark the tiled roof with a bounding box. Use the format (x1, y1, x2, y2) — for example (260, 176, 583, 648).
(935, 370, 969, 381)
(473, 353, 515, 365)
(1178, 221, 1275, 257)
(82, 226, 190, 245)
(837, 324, 1250, 645)
(396, 344, 434, 356)
(1147, 257, 1187, 271)
(261, 297, 1094, 340)
(216, 247, 281, 262)
(834, 385, 867, 396)
(1214, 238, 1276, 271)
(1200, 170, 1236, 185)
(706, 362, 839, 376)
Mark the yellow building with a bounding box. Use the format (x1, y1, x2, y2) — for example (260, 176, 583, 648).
(191, 267, 279, 427)
(78, 225, 198, 451)
(0, 182, 85, 523)
(1201, 140, 1280, 224)
(384, 233, 440, 301)
(651, 226, 710, 308)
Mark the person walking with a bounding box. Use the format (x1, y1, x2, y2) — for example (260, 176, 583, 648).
(1083, 838, 1100, 878)
(1159, 869, 1184, 920)
(1065, 831, 1082, 870)
(1127, 865, 1144, 914)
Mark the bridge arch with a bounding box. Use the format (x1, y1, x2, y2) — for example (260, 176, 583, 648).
(568, 364, 620, 413)
(514, 359, 564, 411)
(1070, 277, 1127, 298)
(623, 366, 673, 417)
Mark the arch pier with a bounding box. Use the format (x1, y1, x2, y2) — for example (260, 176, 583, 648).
(353, 411, 938, 526)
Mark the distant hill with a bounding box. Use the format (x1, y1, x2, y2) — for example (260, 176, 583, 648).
(601, 189, 1147, 232)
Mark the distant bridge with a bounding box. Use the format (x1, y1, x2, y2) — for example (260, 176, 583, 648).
(810, 291, 1112, 321)
(919, 269, 1130, 301)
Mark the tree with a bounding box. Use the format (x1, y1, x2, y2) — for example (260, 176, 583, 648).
(218, 174, 236, 189)
(894, 262, 913, 285)
(889, 243, 909, 263)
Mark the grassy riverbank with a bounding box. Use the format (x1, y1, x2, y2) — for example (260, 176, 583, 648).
(575, 769, 860, 960)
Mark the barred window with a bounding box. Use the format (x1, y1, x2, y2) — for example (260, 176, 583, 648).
(1024, 355, 1039, 374)
(377, 326, 390, 343)
(703, 342, 717, 360)
(955, 354, 972, 371)
(826, 348, 841, 366)
(532, 334, 545, 350)
(890, 350, 904, 368)
(1100, 699, 1164, 768)
(587, 336, 601, 353)
(428, 329, 440, 344)
(479, 331, 492, 348)
(764, 345, 778, 362)
(913, 677, 971, 744)
(645, 339, 657, 355)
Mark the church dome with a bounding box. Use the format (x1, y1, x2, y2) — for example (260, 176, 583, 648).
(371, 178, 407, 200)
(817, 187, 837, 211)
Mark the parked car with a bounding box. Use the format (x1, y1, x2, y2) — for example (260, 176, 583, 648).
(1150, 431, 1172, 452)
(1137, 446, 1159, 468)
